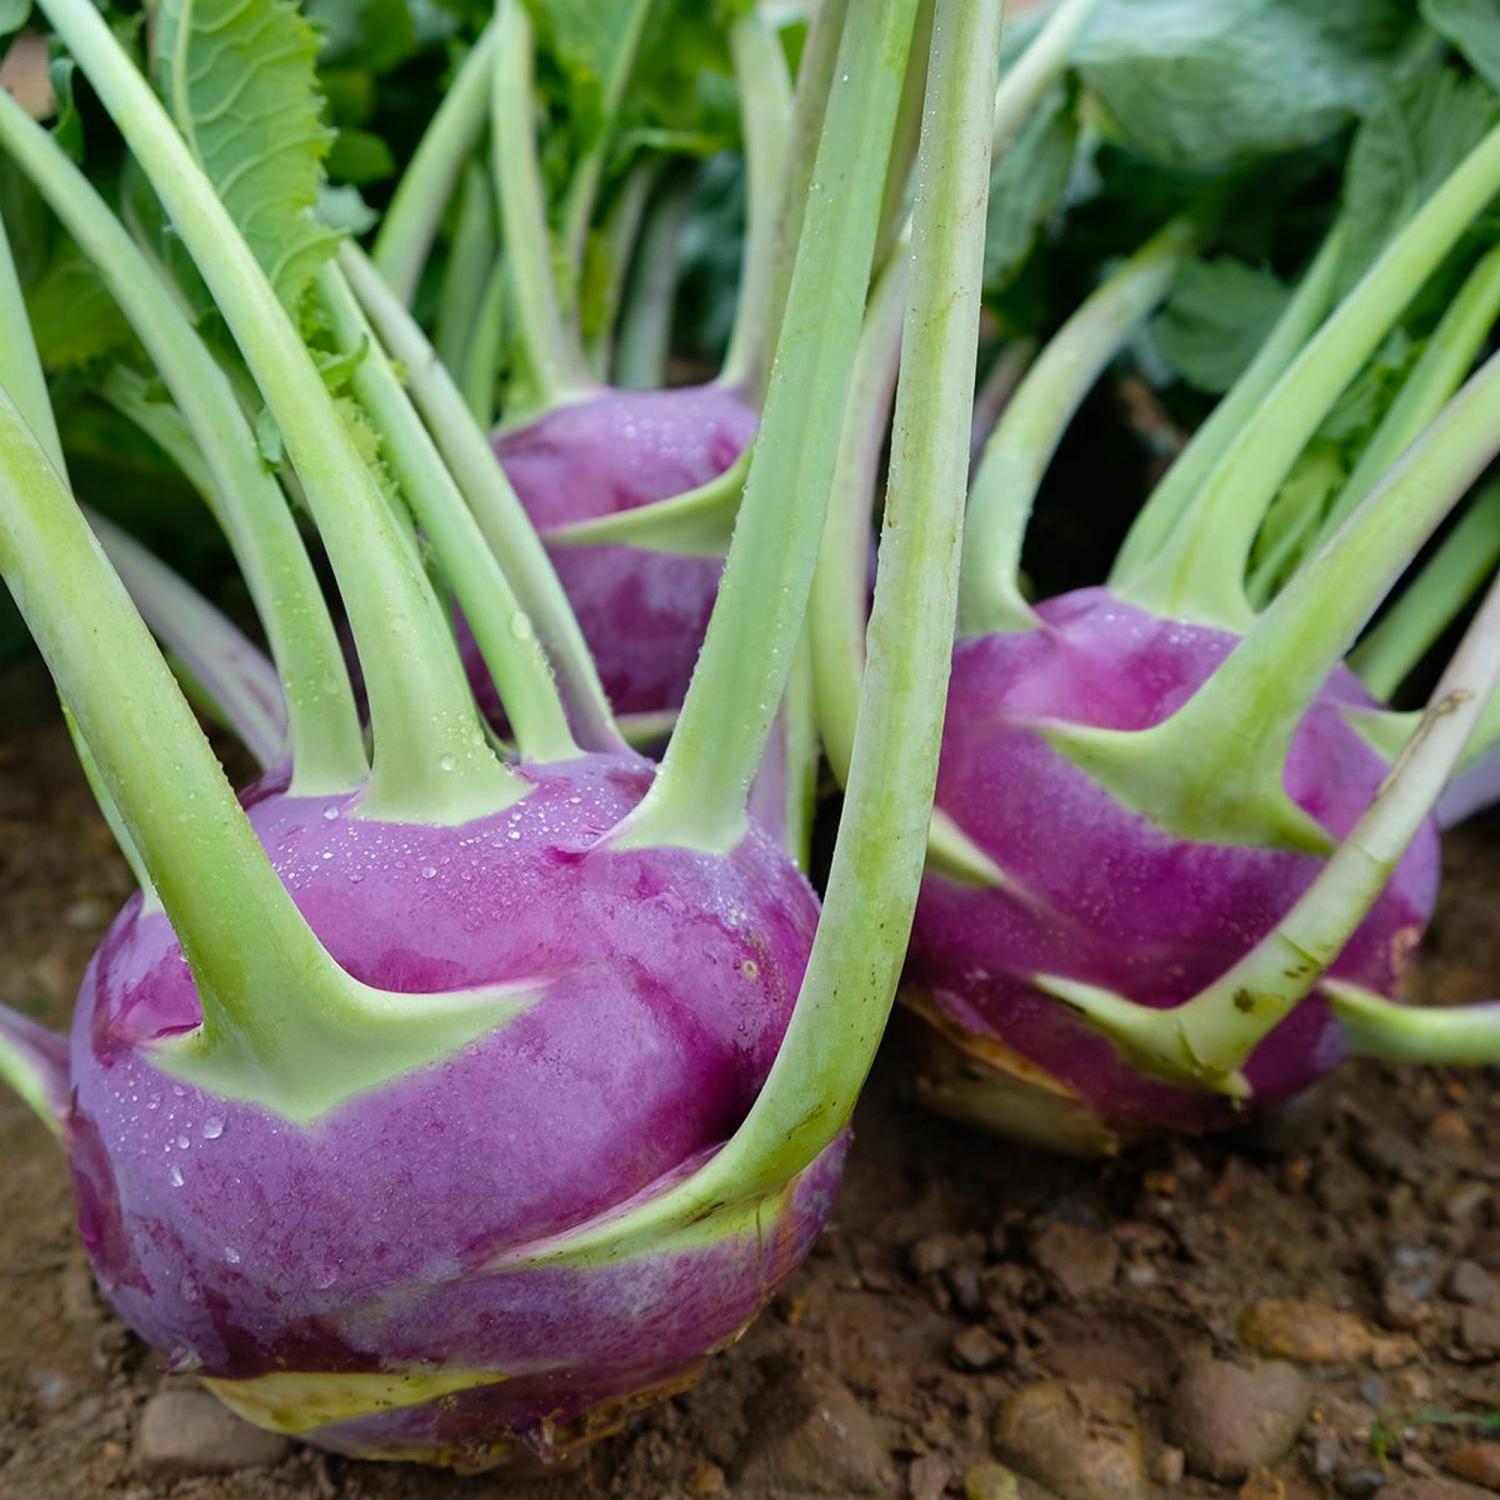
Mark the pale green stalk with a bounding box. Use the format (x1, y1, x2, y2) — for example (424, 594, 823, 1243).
(613, 0, 923, 853)
(341, 241, 623, 754)
(372, 21, 500, 306)
(1352, 478, 1500, 700)
(513, 0, 1002, 1263)
(614, 173, 692, 391)
(959, 217, 1196, 636)
(461, 259, 508, 426)
(434, 160, 498, 379)
(1111, 226, 1345, 585)
(37, 0, 521, 821)
(491, 0, 594, 409)
(720, 11, 795, 390)
(317, 266, 579, 763)
(1122, 125, 1500, 631)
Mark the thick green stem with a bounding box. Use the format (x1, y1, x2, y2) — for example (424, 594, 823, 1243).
(1327, 981, 1500, 1065)
(613, 0, 922, 854)
(1123, 124, 1500, 631)
(461, 258, 508, 426)
(614, 171, 691, 391)
(872, 0, 934, 276)
(959, 217, 1197, 637)
(89, 512, 288, 771)
(1352, 479, 1500, 700)
(1052, 348, 1500, 854)
(1312, 244, 1500, 555)
(491, 0, 594, 409)
(434, 160, 498, 380)
(341, 242, 623, 754)
(0, 387, 538, 1120)
(586, 159, 658, 380)
(1111, 226, 1345, 586)
(759, 0, 851, 407)
(720, 11, 795, 391)
(1045, 559, 1500, 1093)
(62, 700, 159, 909)
(0, 96, 364, 798)
(810, 252, 908, 786)
(558, 0, 658, 281)
(371, 21, 500, 306)
(991, 0, 1099, 154)
(518, 0, 1000, 1263)
(317, 265, 579, 764)
(37, 0, 520, 821)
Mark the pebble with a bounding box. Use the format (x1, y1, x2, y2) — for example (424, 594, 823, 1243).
(994, 1379, 1148, 1500)
(963, 1462, 1024, 1499)
(1444, 1261, 1499, 1307)
(1152, 1445, 1186, 1485)
(1445, 1443, 1500, 1491)
(1338, 1468, 1388, 1497)
(1382, 1480, 1498, 1499)
(136, 1389, 289, 1476)
(909, 1232, 984, 1278)
(686, 1460, 728, 1496)
(1030, 1221, 1119, 1298)
(909, 1452, 952, 1500)
(1167, 1357, 1311, 1481)
(733, 1368, 895, 1496)
(1238, 1300, 1374, 1363)
(1239, 1468, 1288, 1499)
(1459, 1308, 1500, 1357)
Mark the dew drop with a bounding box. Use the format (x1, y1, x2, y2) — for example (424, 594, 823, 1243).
(421, 865, 437, 880)
(313, 1262, 340, 1290)
(201, 1117, 224, 1141)
(175, 1135, 190, 1150)
(323, 806, 340, 821)
(178, 1275, 199, 1304)
(168, 1165, 184, 1188)
(223, 1247, 241, 1265)
(438, 753, 457, 773)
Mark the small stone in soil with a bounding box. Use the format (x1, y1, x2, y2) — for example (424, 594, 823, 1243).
(686, 1460, 728, 1496)
(733, 1366, 895, 1496)
(136, 1388, 289, 1476)
(1443, 1261, 1498, 1307)
(1152, 1446, 1186, 1484)
(1337, 1467, 1388, 1497)
(909, 1452, 952, 1500)
(994, 1379, 1148, 1500)
(1239, 1467, 1288, 1499)
(1030, 1221, 1119, 1299)
(1458, 1307, 1500, 1357)
(952, 1326, 1007, 1371)
(963, 1462, 1022, 1499)
(1445, 1443, 1500, 1491)
(1238, 1300, 1374, 1363)
(1167, 1356, 1311, 1481)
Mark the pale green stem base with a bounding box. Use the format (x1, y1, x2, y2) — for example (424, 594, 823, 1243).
(959, 216, 1196, 637)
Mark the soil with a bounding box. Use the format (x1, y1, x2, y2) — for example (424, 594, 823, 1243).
(1, 660, 1497, 1500)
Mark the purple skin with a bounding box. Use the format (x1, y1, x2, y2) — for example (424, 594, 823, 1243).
(908, 588, 1440, 1144)
(462, 384, 758, 724)
(62, 752, 837, 1465)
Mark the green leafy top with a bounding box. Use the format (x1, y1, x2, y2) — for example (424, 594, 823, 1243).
(1077, 0, 1418, 168)
(154, 0, 341, 313)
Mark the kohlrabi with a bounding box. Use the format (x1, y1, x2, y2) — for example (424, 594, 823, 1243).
(0, 0, 994, 1466)
(814, 91, 1500, 1155)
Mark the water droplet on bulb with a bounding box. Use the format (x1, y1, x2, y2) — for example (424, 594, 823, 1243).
(421, 865, 437, 879)
(168, 1165, 184, 1188)
(201, 1117, 224, 1140)
(175, 1135, 190, 1150)
(223, 1247, 241, 1265)
(323, 806, 340, 821)
(438, 753, 457, 773)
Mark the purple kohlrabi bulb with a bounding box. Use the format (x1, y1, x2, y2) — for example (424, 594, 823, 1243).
(905, 588, 1439, 1154)
(464, 384, 757, 726)
(65, 752, 839, 1466)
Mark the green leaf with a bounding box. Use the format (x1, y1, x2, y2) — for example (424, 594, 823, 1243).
(1339, 68, 1500, 291)
(155, 0, 342, 314)
(308, 0, 416, 74)
(48, 52, 83, 161)
(1155, 257, 1292, 393)
(1078, 0, 1416, 168)
(1423, 0, 1500, 91)
(984, 81, 1080, 295)
(327, 127, 397, 185)
(23, 241, 135, 372)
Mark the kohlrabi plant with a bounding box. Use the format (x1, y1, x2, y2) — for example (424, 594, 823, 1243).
(814, 68, 1500, 1155)
(0, 0, 995, 1465)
